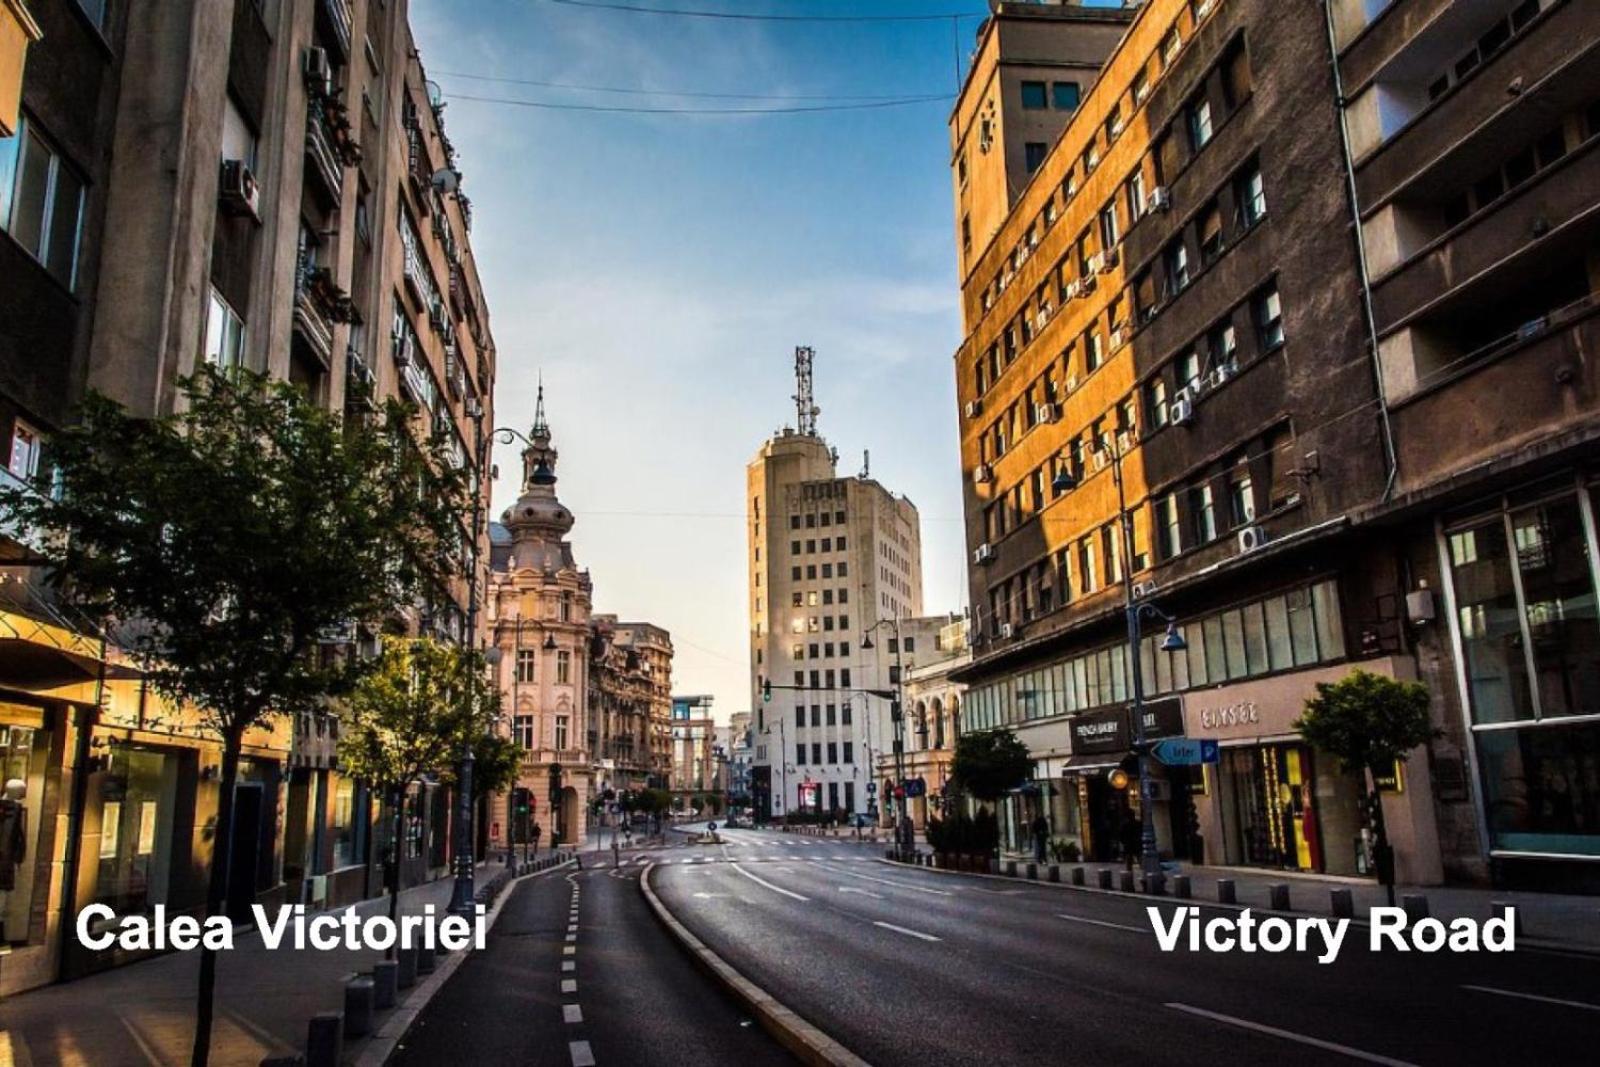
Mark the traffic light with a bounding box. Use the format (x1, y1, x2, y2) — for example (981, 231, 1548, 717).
(761, 677, 771, 703)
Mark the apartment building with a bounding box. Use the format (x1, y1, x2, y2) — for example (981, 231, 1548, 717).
(612, 619, 675, 788)
(0, 0, 496, 989)
(948, 0, 1454, 880)
(747, 359, 925, 823)
(589, 615, 674, 795)
(670, 694, 719, 809)
(1331, 0, 1600, 890)
(873, 616, 969, 831)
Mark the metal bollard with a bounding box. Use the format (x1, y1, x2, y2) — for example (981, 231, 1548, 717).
(1005, 860, 1018, 878)
(1402, 894, 1429, 922)
(1048, 864, 1061, 883)
(397, 946, 418, 989)
(1118, 870, 1136, 893)
(1071, 866, 1086, 886)
(1330, 888, 1354, 919)
(1097, 868, 1113, 890)
(1172, 874, 1192, 899)
(1217, 878, 1237, 905)
(305, 1013, 343, 1067)
(343, 977, 375, 1038)
(1026, 862, 1038, 880)
(1268, 883, 1291, 911)
(372, 960, 398, 1010)
(417, 944, 437, 975)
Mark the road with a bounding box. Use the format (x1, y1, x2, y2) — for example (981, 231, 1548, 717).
(648, 826, 1597, 1067)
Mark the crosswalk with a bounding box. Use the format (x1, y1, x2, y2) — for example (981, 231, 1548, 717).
(634, 854, 880, 866)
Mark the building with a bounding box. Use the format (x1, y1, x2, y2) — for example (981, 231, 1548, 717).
(589, 615, 673, 795)
(947, 0, 1450, 878)
(726, 710, 754, 809)
(1330, 0, 1600, 890)
(0, 0, 496, 990)
(883, 617, 970, 831)
(747, 349, 925, 822)
(488, 394, 593, 849)
(670, 694, 718, 809)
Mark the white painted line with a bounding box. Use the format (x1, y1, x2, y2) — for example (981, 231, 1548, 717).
(565, 933, 577, 942)
(562, 960, 576, 972)
(838, 887, 884, 899)
(1165, 1003, 1418, 1066)
(561, 979, 577, 993)
(1462, 985, 1600, 1013)
(570, 1039, 596, 1067)
(873, 920, 941, 942)
(563, 1003, 583, 1024)
(1056, 913, 1146, 934)
(568, 923, 579, 932)
(731, 862, 810, 901)
(563, 945, 576, 955)
(814, 864, 951, 897)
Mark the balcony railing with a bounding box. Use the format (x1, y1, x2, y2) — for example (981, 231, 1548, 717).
(293, 250, 355, 369)
(317, 0, 353, 59)
(304, 94, 359, 206)
(520, 748, 589, 770)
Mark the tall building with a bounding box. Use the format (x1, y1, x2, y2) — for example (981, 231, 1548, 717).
(670, 694, 718, 808)
(1330, 0, 1600, 889)
(747, 351, 924, 822)
(589, 615, 673, 795)
(0, 0, 496, 990)
(489, 393, 594, 849)
(612, 619, 675, 788)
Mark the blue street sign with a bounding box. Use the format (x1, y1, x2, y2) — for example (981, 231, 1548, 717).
(1151, 738, 1220, 766)
(903, 777, 927, 798)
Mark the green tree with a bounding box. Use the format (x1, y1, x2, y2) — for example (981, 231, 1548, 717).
(0, 371, 465, 1066)
(341, 638, 499, 951)
(1295, 669, 1436, 901)
(951, 728, 1033, 804)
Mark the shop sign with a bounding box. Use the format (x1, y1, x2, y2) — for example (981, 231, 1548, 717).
(1070, 707, 1129, 754)
(1373, 760, 1405, 794)
(1196, 701, 1262, 731)
(1138, 697, 1185, 740)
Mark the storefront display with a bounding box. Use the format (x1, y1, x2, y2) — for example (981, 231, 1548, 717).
(93, 746, 180, 916)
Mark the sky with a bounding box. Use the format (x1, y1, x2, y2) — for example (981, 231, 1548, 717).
(407, 0, 1075, 722)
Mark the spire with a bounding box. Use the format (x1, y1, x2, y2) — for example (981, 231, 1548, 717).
(523, 378, 558, 489)
(532, 374, 549, 439)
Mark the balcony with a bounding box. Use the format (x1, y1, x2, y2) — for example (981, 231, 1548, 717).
(292, 251, 355, 370)
(305, 94, 360, 208)
(405, 108, 433, 214)
(520, 748, 589, 771)
(315, 0, 353, 61)
(345, 344, 377, 412)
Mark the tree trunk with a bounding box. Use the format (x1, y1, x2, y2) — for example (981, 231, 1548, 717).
(388, 785, 405, 961)
(191, 726, 244, 1067)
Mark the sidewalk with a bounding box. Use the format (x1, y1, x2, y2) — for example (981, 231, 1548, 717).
(0, 858, 513, 1066)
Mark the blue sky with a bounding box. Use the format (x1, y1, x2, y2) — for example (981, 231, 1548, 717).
(411, 0, 1006, 720)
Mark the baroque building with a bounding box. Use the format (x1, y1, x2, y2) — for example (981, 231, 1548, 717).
(589, 616, 673, 795)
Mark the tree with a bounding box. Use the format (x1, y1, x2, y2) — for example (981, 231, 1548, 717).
(951, 728, 1033, 804)
(456, 731, 521, 805)
(0, 371, 466, 1065)
(1295, 669, 1436, 902)
(341, 638, 499, 952)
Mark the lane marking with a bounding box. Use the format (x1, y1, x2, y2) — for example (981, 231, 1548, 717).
(563, 1004, 583, 1024)
(563, 946, 575, 955)
(1056, 913, 1147, 934)
(1165, 1003, 1418, 1066)
(1462, 985, 1600, 1013)
(874, 921, 941, 942)
(561, 979, 577, 993)
(565, 933, 577, 942)
(562, 960, 575, 972)
(838, 887, 884, 899)
(570, 1039, 596, 1067)
(730, 862, 810, 901)
(814, 863, 951, 897)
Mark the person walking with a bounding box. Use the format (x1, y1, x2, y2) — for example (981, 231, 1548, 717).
(1118, 812, 1141, 872)
(1031, 813, 1050, 865)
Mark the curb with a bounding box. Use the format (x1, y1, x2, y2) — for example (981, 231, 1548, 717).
(876, 858, 1600, 958)
(639, 862, 870, 1067)
(353, 857, 577, 1067)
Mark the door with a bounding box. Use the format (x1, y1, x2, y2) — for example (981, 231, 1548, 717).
(226, 784, 264, 922)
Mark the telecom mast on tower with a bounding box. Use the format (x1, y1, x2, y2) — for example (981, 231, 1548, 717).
(793, 346, 819, 436)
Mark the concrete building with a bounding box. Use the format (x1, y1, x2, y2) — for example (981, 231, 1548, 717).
(726, 710, 754, 810)
(589, 615, 673, 795)
(488, 394, 593, 850)
(876, 617, 970, 831)
(747, 352, 925, 822)
(0, 0, 496, 990)
(670, 694, 718, 810)
(1330, 0, 1600, 891)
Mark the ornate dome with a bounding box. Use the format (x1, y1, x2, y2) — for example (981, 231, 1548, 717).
(502, 384, 577, 550)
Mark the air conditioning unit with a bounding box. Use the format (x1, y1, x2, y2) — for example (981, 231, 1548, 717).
(1237, 524, 1269, 553)
(303, 46, 333, 97)
(964, 399, 982, 419)
(1092, 451, 1110, 472)
(1147, 186, 1173, 213)
(1110, 328, 1126, 349)
(1169, 395, 1196, 426)
(1078, 274, 1097, 297)
(218, 159, 261, 222)
(1065, 375, 1080, 394)
(1116, 431, 1135, 454)
(973, 543, 996, 565)
(1209, 361, 1238, 390)
(1035, 403, 1058, 424)
(999, 623, 1016, 640)
(1063, 279, 1082, 301)
(1131, 579, 1159, 600)
(972, 463, 993, 485)
(1086, 252, 1106, 275)
(1100, 248, 1121, 273)
(429, 304, 447, 332)
(1037, 303, 1053, 325)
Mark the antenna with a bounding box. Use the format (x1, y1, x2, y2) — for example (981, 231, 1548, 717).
(861, 449, 870, 479)
(793, 346, 819, 436)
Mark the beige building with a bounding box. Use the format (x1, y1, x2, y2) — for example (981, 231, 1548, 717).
(488, 395, 594, 849)
(670, 694, 719, 808)
(874, 617, 970, 831)
(612, 620, 675, 788)
(589, 615, 673, 795)
(746, 352, 925, 821)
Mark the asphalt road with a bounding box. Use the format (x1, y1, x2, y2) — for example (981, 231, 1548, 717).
(650, 826, 1598, 1067)
(391, 846, 795, 1067)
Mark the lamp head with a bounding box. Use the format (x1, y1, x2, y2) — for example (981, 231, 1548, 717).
(860, 634, 874, 651)
(1160, 621, 1187, 653)
(1051, 466, 1078, 494)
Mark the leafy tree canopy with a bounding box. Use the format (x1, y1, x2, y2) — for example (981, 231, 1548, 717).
(1294, 669, 1436, 776)
(950, 728, 1033, 802)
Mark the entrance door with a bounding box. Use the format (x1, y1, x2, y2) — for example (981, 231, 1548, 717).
(226, 784, 265, 922)
(1165, 765, 1200, 861)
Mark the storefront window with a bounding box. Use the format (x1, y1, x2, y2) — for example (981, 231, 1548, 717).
(1476, 720, 1600, 856)
(1510, 497, 1600, 718)
(94, 748, 179, 916)
(1447, 517, 1530, 724)
(331, 778, 367, 869)
(0, 721, 44, 945)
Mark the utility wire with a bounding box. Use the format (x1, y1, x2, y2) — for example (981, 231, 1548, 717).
(540, 0, 985, 23)
(434, 69, 947, 102)
(446, 91, 951, 114)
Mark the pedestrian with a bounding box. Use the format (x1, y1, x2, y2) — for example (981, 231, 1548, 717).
(531, 821, 543, 857)
(1119, 813, 1142, 872)
(1031, 812, 1050, 865)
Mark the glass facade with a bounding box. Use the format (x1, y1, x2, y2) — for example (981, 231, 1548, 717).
(964, 580, 1346, 731)
(0, 720, 45, 945)
(93, 747, 180, 916)
(1444, 483, 1600, 856)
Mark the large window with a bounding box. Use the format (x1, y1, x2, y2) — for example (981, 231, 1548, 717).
(202, 288, 246, 369)
(516, 649, 537, 684)
(0, 117, 85, 288)
(1020, 81, 1047, 110)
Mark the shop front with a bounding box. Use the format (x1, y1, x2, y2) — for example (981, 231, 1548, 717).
(1182, 657, 1441, 882)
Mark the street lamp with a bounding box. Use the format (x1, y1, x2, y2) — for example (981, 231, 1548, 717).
(1054, 437, 1187, 893)
(861, 617, 914, 857)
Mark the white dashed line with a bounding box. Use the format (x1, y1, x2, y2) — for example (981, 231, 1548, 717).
(569, 1039, 596, 1066)
(814, 863, 951, 897)
(563, 946, 576, 955)
(730, 863, 809, 901)
(1056, 913, 1147, 934)
(562, 960, 575, 972)
(1165, 1004, 1417, 1066)
(564, 1003, 583, 1024)
(561, 979, 577, 993)
(565, 933, 577, 942)
(873, 921, 941, 942)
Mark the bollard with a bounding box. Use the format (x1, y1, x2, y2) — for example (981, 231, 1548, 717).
(261, 1056, 305, 1067)
(1071, 866, 1086, 886)
(1268, 883, 1291, 911)
(417, 943, 437, 975)
(1173, 874, 1192, 900)
(1118, 870, 1136, 893)
(305, 1013, 343, 1067)
(1330, 888, 1354, 919)
(1490, 900, 1523, 937)
(989, 858, 1001, 875)
(1402, 894, 1429, 922)
(343, 977, 375, 1038)
(1096, 868, 1113, 890)
(1217, 878, 1237, 904)
(1048, 864, 1061, 883)
(1026, 862, 1038, 880)
(372, 960, 398, 1010)
(397, 946, 418, 989)
(1005, 860, 1018, 878)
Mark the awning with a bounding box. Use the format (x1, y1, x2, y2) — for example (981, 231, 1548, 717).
(1061, 754, 1123, 774)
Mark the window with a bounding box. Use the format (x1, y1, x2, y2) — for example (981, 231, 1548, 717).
(1025, 142, 1048, 174)
(1165, 240, 1190, 294)
(0, 118, 86, 288)
(1052, 82, 1081, 111)
(1078, 537, 1097, 594)
(1228, 468, 1256, 527)
(1098, 202, 1119, 249)
(1199, 201, 1224, 263)
(555, 716, 569, 750)
(796, 744, 807, 766)
(1162, 26, 1182, 68)
(222, 96, 259, 170)
(827, 742, 838, 764)
(559, 591, 573, 622)
(1178, 348, 1202, 392)
(1237, 165, 1266, 227)
(1105, 103, 1123, 144)
(843, 742, 854, 764)
(1188, 98, 1214, 152)
(1222, 42, 1253, 108)
(1127, 170, 1147, 222)
(202, 288, 247, 369)
(1208, 320, 1238, 369)
(811, 743, 822, 765)
(7, 420, 41, 482)
(1157, 493, 1182, 558)
(1190, 483, 1218, 543)
(1254, 286, 1285, 350)
(1021, 81, 1047, 110)
(556, 650, 571, 684)
(514, 715, 535, 749)
(516, 649, 537, 684)
(1132, 69, 1150, 106)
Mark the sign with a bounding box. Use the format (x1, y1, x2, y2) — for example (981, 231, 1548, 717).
(903, 777, 927, 798)
(866, 782, 877, 794)
(1151, 738, 1220, 766)
(1070, 707, 1130, 754)
(1373, 760, 1405, 794)
(1197, 700, 1262, 731)
(1138, 697, 1186, 740)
